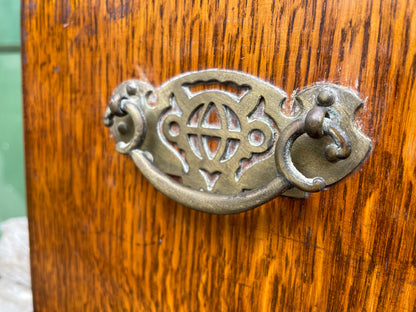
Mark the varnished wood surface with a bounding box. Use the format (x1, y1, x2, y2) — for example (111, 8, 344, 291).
(22, 0, 416, 311)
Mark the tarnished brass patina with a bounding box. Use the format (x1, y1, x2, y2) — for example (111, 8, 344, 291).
(104, 70, 371, 214)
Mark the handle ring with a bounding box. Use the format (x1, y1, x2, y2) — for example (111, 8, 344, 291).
(275, 106, 352, 192)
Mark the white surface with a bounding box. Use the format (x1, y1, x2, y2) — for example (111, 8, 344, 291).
(0, 217, 33, 312)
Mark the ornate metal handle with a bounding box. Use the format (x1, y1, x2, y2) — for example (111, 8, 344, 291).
(104, 70, 371, 214)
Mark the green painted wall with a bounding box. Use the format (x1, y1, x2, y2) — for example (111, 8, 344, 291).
(0, 1, 26, 222)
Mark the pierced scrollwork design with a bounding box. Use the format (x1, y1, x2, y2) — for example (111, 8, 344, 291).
(104, 70, 371, 214)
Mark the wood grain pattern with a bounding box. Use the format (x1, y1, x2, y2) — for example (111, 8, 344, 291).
(22, 0, 416, 310)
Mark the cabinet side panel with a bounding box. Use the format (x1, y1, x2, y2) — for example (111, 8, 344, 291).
(22, 0, 416, 311)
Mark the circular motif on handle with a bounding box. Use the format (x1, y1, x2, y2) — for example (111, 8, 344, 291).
(248, 129, 265, 147)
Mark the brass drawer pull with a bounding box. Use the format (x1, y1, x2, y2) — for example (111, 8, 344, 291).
(104, 70, 371, 214)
